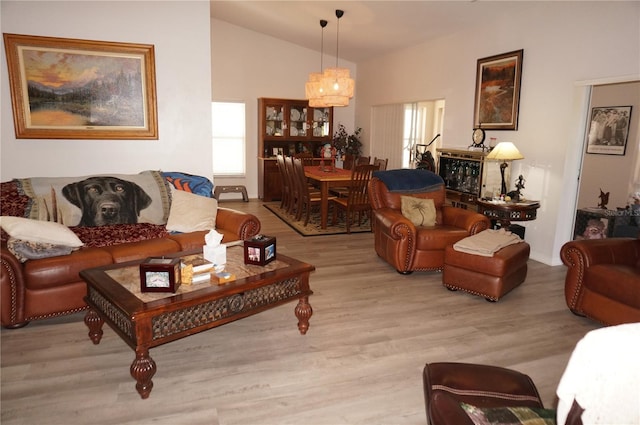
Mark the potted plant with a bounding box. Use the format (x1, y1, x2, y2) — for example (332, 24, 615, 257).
(332, 124, 362, 160)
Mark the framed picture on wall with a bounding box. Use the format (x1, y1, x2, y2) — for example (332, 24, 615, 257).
(585, 106, 632, 155)
(473, 49, 524, 130)
(3, 33, 158, 139)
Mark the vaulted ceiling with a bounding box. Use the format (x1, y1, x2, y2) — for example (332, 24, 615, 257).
(210, 1, 525, 63)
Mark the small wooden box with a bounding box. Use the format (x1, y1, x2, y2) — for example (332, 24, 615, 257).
(139, 257, 181, 293)
(244, 235, 276, 266)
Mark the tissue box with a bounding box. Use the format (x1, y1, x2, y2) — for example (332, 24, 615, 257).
(244, 235, 276, 266)
(203, 244, 226, 266)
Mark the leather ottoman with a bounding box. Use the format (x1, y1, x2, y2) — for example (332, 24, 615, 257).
(442, 242, 530, 301)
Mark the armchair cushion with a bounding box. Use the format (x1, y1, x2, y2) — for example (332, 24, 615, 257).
(460, 403, 556, 425)
(401, 196, 436, 227)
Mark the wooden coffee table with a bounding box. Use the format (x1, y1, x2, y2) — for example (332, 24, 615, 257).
(80, 246, 314, 399)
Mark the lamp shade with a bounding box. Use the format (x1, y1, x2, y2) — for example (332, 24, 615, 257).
(306, 72, 328, 107)
(486, 142, 524, 161)
(320, 67, 354, 107)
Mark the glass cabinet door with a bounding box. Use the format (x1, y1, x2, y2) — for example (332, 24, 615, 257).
(310, 107, 331, 138)
(264, 103, 285, 137)
(289, 104, 307, 137)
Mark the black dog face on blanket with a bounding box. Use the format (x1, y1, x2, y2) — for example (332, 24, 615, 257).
(62, 176, 152, 226)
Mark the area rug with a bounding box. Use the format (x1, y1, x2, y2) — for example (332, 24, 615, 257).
(263, 202, 371, 236)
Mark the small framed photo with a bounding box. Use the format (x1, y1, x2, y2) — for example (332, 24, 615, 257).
(244, 235, 276, 266)
(139, 257, 181, 293)
(585, 106, 632, 155)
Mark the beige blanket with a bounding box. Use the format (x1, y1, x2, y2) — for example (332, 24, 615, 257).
(453, 228, 523, 257)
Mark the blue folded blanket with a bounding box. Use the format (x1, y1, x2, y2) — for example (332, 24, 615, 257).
(373, 169, 444, 193)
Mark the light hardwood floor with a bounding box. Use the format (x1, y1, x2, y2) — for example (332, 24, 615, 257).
(0, 200, 599, 425)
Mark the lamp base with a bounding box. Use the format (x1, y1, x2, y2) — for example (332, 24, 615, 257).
(499, 161, 509, 196)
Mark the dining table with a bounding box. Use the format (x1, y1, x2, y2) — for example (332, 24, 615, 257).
(304, 165, 353, 229)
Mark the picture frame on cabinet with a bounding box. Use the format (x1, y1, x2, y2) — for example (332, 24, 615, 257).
(3, 33, 158, 139)
(585, 106, 632, 156)
(473, 49, 523, 131)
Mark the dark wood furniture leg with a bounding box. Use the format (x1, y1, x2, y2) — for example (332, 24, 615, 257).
(295, 295, 313, 335)
(84, 308, 104, 345)
(131, 347, 157, 399)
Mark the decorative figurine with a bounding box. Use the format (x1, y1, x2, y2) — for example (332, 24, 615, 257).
(598, 188, 610, 209)
(507, 175, 526, 202)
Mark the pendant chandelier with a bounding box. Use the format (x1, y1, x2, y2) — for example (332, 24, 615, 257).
(320, 9, 354, 107)
(305, 19, 329, 107)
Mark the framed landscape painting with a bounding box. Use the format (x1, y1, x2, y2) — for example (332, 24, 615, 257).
(585, 106, 632, 155)
(3, 33, 158, 139)
(473, 49, 524, 130)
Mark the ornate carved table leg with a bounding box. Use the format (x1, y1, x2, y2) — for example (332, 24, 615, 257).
(295, 295, 313, 335)
(84, 308, 104, 345)
(130, 347, 156, 399)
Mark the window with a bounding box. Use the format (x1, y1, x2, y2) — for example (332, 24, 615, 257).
(212, 101, 245, 176)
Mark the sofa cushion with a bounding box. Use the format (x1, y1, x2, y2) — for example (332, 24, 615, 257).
(14, 170, 171, 226)
(0, 216, 84, 247)
(70, 223, 170, 248)
(166, 189, 218, 233)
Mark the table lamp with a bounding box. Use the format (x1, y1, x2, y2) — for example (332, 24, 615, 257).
(486, 142, 524, 196)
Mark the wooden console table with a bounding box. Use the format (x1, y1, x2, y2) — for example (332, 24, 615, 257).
(476, 199, 540, 228)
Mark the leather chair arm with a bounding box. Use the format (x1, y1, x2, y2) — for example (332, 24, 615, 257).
(373, 207, 416, 240)
(441, 206, 491, 235)
(560, 238, 639, 311)
(216, 207, 261, 240)
(1, 245, 26, 327)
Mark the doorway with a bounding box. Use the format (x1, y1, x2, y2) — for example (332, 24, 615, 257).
(572, 80, 640, 240)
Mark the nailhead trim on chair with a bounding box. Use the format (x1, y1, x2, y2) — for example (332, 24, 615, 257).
(431, 384, 541, 403)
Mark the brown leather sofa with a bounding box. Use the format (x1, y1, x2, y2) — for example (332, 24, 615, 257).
(368, 170, 490, 273)
(560, 237, 640, 325)
(1, 178, 261, 329)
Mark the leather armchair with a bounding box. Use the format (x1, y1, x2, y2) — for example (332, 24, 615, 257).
(560, 237, 640, 325)
(423, 362, 584, 425)
(368, 172, 490, 273)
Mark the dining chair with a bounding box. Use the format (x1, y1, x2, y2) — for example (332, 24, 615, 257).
(331, 164, 378, 233)
(294, 152, 315, 167)
(331, 156, 374, 198)
(373, 157, 388, 171)
(276, 154, 290, 211)
(284, 156, 299, 215)
(292, 158, 329, 226)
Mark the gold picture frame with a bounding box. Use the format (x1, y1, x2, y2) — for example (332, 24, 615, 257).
(473, 49, 524, 131)
(3, 33, 158, 139)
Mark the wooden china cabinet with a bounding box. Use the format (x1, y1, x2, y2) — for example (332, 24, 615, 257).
(258, 98, 333, 201)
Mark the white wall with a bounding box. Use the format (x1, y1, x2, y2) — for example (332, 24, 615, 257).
(210, 19, 356, 199)
(355, 1, 640, 265)
(1, 1, 213, 180)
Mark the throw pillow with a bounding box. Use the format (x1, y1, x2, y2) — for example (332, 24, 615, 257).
(460, 402, 556, 425)
(0, 216, 84, 247)
(400, 196, 436, 227)
(166, 189, 218, 233)
(7, 238, 76, 262)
